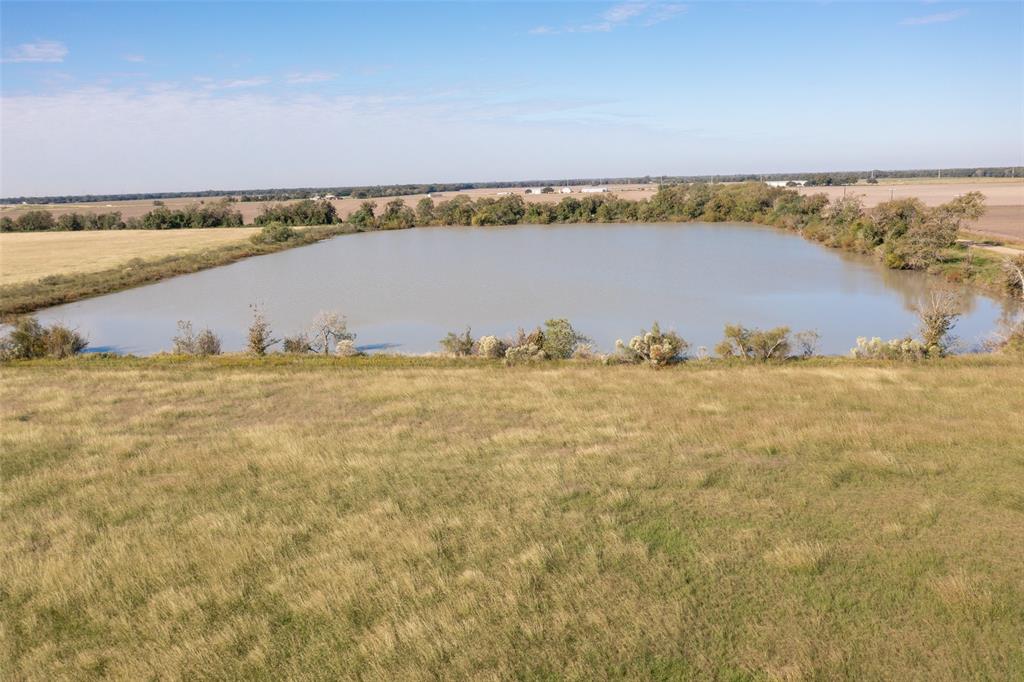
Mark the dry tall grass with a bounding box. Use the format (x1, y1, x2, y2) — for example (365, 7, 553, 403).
(2, 356, 1022, 679)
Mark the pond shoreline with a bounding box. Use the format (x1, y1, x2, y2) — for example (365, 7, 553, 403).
(3, 218, 1015, 321)
(28, 222, 1014, 357)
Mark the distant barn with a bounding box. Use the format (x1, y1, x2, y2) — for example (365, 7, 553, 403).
(580, 186, 608, 193)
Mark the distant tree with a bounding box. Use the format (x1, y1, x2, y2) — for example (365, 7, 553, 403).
(247, 305, 278, 356)
(715, 325, 791, 361)
(415, 197, 436, 225)
(348, 200, 377, 229)
(14, 210, 56, 232)
(916, 292, 961, 356)
(308, 311, 354, 355)
(440, 327, 475, 356)
(541, 186, 555, 194)
(379, 199, 415, 230)
(1003, 253, 1024, 299)
(541, 318, 587, 359)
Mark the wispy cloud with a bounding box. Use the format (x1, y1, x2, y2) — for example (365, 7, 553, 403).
(901, 9, 968, 26)
(2, 40, 68, 63)
(530, 2, 687, 35)
(122, 54, 146, 63)
(194, 76, 271, 90)
(285, 71, 336, 85)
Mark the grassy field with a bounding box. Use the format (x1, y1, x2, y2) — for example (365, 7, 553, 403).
(2, 356, 1022, 680)
(0, 225, 351, 317)
(0, 228, 261, 286)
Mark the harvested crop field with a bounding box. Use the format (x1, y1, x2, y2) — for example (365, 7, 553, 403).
(0, 228, 259, 286)
(796, 180, 1023, 242)
(2, 356, 1023, 679)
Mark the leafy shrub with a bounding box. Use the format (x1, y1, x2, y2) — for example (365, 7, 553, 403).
(172, 320, 222, 355)
(251, 223, 298, 244)
(504, 327, 547, 364)
(793, 330, 821, 358)
(309, 311, 354, 355)
(347, 201, 377, 229)
(613, 322, 688, 366)
(440, 327, 475, 356)
(172, 321, 198, 354)
(983, 316, 1024, 357)
(254, 199, 336, 226)
(247, 306, 278, 356)
(476, 335, 507, 359)
(916, 292, 961, 356)
(1003, 254, 1024, 299)
(541, 318, 587, 360)
(715, 324, 791, 361)
(335, 339, 362, 357)
(194, 329, 222, 356)
(850, 337, 929, 360)
(0, 316, 87, 359)
(282, 334, 312, 354)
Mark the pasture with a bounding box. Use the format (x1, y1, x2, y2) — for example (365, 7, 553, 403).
(2, 356, 1022, 679)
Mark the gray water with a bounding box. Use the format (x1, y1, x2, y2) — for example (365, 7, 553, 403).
(36, 223, 1013, 356)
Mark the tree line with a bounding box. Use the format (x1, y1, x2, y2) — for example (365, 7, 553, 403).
(4, 167, 1019, 205)
(1, 200, 245, 231)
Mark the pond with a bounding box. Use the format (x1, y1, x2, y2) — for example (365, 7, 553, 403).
(36, 222, 1012, 356)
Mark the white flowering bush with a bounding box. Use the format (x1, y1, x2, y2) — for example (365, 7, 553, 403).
(476, 335, 507, 359)
(613, 322, 689, 367)
(335, 339, 362, 357)
(850, 337, 929, 360)
(505, 328, 547, 364)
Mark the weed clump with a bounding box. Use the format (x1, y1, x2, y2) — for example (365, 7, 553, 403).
(0, 316, 87, 360)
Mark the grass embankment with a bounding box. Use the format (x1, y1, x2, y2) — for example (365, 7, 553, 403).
(0, 225, 352, 318)
(2, 356, 1022, 679)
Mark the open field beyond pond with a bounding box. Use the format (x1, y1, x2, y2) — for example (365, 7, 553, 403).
(0, 228, 260, 286)
(2, 356, 1022, 680)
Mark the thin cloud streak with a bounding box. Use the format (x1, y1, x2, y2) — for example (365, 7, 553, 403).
(901, 9, 968, 26)
(2, 40, 68, 63)
(285, 71, 336, 85)
(530, 2, 686, 36)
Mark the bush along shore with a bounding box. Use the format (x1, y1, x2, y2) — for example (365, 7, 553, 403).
(4, 297, 1023, 363)
(3, 183, 1023, 317)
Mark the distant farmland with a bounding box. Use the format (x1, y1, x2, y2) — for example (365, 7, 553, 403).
(1, 178, 1019, 241)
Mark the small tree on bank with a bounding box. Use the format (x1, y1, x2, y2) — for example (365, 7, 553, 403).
(247, 305, 278, 356)
(0, 317, 87, 360)
(440, 327, 475, 357)
(309, 311, 354, 355)
(715, 325, 791, 361)
(916, 292, 961, 356)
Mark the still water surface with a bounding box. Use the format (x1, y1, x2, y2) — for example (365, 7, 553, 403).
(37, 223, 1010, 355)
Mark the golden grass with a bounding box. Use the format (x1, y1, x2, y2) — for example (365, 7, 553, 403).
(2, 356, 1023, 679)
(0, 229, 260, 285)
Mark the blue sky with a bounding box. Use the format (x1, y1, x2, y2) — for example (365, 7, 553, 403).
(1, 1, 1021, 196)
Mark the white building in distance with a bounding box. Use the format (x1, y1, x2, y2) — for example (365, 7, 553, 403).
(580, 186, 608, 193)
(765, 180, 807, 188)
